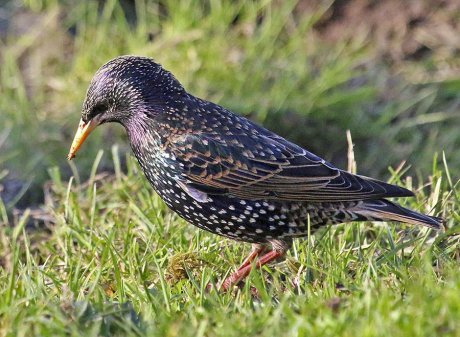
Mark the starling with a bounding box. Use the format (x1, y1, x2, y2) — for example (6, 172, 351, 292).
(68, 56, 442, 291)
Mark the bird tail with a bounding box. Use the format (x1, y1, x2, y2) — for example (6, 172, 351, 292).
(353, 199, 443, 230)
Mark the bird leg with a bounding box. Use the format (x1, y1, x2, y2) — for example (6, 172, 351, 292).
(205, 244, 266, 292)
(236, 244, 268, 271)
(219, 246, 286, 292)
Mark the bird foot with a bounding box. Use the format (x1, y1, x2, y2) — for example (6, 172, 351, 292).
(205, 244, 266, 293)
(219, 249, 284, 292)
(205, 243, 286, 292)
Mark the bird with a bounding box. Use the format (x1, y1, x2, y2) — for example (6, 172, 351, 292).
(68, 56, 443, 291)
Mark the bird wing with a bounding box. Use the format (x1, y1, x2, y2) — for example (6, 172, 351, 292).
(164, 132, 414, 202)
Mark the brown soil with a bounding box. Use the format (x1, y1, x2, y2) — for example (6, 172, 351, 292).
(308, 0, 460, 64)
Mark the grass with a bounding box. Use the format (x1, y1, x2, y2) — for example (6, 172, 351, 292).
(0, 149, 459, 336)
(0, 0, 459, 336)
(1, 0, 459, 202)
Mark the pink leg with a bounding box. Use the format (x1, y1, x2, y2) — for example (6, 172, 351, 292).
(205, 244, 266, 292)
(236, 244, 267, 271)
(219, 249, 285, 292)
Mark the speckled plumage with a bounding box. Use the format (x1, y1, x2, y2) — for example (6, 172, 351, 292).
(74, 56, 442, 289)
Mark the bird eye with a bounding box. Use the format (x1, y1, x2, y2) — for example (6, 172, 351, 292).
(91, 102, 108, 115)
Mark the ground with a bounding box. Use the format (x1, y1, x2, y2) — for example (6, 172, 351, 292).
(0, 1, 459, 336)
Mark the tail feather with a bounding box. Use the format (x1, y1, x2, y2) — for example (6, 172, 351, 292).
(353, 199, 443, 230)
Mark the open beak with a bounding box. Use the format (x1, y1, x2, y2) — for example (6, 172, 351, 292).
(67, 118, 98, 160)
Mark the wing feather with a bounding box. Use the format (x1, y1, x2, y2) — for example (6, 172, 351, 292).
(163, 132, 413, 202)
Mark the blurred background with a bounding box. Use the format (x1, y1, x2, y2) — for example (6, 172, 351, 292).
(0, 0, 459, 214)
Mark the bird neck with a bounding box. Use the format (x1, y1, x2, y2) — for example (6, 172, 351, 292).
(125, 115, 161, 151)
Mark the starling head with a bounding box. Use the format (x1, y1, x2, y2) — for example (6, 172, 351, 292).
(68, 56, 184, 159)
(83, 55, 184, 124)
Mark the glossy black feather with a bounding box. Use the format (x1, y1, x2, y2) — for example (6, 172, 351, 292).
(79, 56, 443, 245)
(165, 115, 414, 202)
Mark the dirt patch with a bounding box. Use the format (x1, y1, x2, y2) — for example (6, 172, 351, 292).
(312, 0, 459, 60)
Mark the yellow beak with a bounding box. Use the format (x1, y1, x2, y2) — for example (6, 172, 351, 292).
(67, 118, 98, 160)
